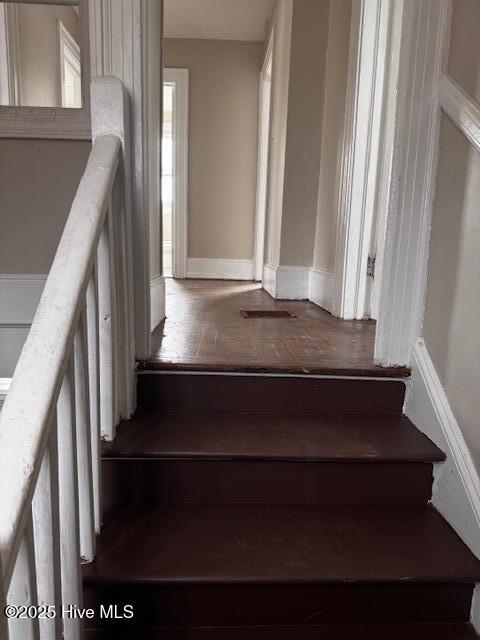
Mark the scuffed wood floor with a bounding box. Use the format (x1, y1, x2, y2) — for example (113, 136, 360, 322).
(146, 279, 408, 377)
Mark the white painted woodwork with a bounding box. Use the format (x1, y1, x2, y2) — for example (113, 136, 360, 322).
(187, 258, 255, 281)
(97, 214, 116, 442)
(164, 68, 189, 279)
(374, 0, 451, 366)
(0, 78, 134, 634)
(308, 268, 335, 313)
(262, 265, 310, 300)
(253, 36, 273, 283)
(57, 364, 82, 640)
(150, 275, 166, 332)
(89, 0, 155, 359)
(91, 76, 135, 417)
(73, 312, 96, 562)
(404, 339, 480, 630)
(86, 268, 102, 534)
(333, 0, 392, 320)
(32, 435, 62, 640)
(439, 73, 480, 155)
(7, 517, 39, 640)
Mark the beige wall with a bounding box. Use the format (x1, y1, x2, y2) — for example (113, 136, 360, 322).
(264, 0, 333, 269)
(279, 0, 330, 266)
(423, 114, 480, 469)
(147, 0, 162, 278)
(164, 38, 263, 260)
(448, 0, 480, 104)
(313, 0, 351, 272)
(15, 3, 80, 107)
(0, 139, 90, 273)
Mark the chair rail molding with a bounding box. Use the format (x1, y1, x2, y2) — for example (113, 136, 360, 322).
(374, 0, 451, 367)
(89, 0, 159, 358)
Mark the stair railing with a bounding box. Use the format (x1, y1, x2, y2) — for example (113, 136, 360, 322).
(0, 77, 136, 640)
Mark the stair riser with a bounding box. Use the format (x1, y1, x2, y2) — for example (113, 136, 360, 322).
(137, 374, 406, 414)
(102, 459, 434, 506)
(84, 583, 473, 627)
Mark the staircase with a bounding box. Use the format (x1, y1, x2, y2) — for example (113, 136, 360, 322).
(83, 372, 480, 638)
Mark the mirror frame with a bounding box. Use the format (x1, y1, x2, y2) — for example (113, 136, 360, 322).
(0, 0, 90, 139)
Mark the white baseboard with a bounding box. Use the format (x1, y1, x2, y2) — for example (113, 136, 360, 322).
(0, 274, 47, 324)
(309, 267, 334, 312)
(187, 258, 254, 281)
(262, 264, 310, 300)
(150, 275, 165, 332)
(405, 339, 480, 628)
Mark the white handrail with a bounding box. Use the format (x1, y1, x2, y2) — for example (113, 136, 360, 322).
(0, 77, 134, 639)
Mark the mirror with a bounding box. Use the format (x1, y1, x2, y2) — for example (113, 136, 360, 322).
(0, 2, 82, 108)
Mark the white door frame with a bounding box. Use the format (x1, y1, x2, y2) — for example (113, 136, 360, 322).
(164, 67, 189, 279)
(333, 0, 452, 368)
(374, 0, 451, 367)
(253, 31, 273, 282)
(333, 0, 392, 320)
(0, 2, 20, 107)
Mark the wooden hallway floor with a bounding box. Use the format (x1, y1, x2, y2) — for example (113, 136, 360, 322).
(145, 279, 408, 377)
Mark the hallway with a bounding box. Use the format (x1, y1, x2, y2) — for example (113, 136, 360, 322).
(147, 279, 408, 377)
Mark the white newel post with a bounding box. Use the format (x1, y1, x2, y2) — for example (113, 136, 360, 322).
(91, 76, 136, 421)
(89, 0, 154, 360)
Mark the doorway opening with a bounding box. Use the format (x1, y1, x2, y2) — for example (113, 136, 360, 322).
(162, 68, 189, 279)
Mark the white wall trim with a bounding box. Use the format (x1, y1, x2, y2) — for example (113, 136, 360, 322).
(253, 30, 273, 282)
(262, 264, 310, 300)
(439, 73, 480, 155)
(150, 274, 165, 332)
(308, 267, 334, 312)
(333, 0, 391, 320)
(187, 258, 254, 281)
(374, 0, 451, 367)
(89, 0, 152, 359)
(164, 67, 189, 279)
(405, 339, 480, 630)
(0, 274, 47, 325)
(405, 340, 480, 557)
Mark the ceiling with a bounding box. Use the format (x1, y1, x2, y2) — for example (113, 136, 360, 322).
(164, 0, 275, 42)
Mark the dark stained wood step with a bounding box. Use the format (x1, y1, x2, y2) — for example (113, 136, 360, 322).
(85, 504, 480, 585)
(102, 458, 435, 506)
(101, 411, 444, 506)
(103, 411, 444, 462)
(137, 373, 406, 414)
(84, 623, 479, 639)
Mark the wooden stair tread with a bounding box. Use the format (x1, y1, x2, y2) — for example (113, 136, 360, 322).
(103, 410, 444, 463)
(83, 504, 480, 585)
(84, 623, 479, 638)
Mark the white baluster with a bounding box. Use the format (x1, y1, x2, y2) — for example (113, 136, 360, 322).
(7, 516, 40, 640)
(111, 176, 129, 420)
(107, 199, 121, 426)
(86, 265, 102, 534)
(74, 309, 96, 562)
(32, 431, 62, 640)
(57, 362, 82, 640)
(98, 214, 116, 441)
